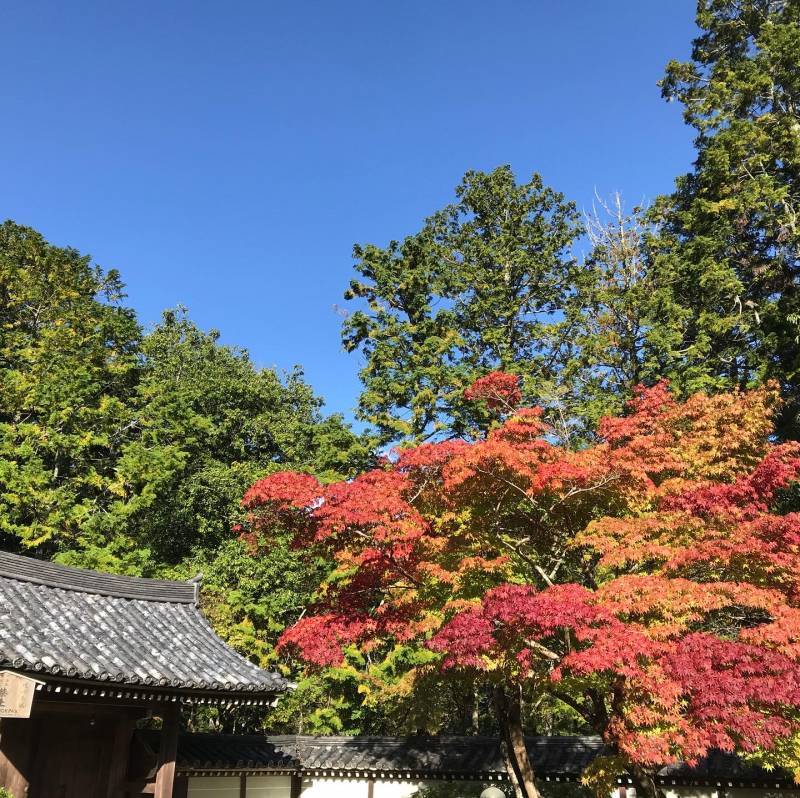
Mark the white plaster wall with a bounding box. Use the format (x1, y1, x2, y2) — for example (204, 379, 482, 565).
(300, 777, 370, 798)
(248, 775, 293, 797)
(382, 780, 503, 796)
(187, 776, 240, 798)
(187, 775, 292, 798)
(663, 788, 715, 798)
(372, 780, 426, 798)
(188, 777, 505, 798)
(187, 775, 800, 798)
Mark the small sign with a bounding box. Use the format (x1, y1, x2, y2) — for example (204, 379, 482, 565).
(0, 671, 42, 719)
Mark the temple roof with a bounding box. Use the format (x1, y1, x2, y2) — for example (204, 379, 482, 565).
(154, 733, 794, 787)
(168, 733, 604, 776)
(0, 551, 286, 700)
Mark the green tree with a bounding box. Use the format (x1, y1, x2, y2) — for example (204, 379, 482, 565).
(0, 220, 375, 733)
(343, 166, 583, 444)
(0, 220, 141, 553)
(651, 0, 800, 434)
(0, 221, 372, 573)
(65, 309, 373, 573)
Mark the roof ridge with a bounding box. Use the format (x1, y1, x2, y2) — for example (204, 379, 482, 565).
(0, 551, 197, 603)
(281, 734, 604, 744)
(168, 732, 794, 785)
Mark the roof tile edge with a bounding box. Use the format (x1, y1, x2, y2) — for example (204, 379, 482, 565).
(0, 551, 196, 603)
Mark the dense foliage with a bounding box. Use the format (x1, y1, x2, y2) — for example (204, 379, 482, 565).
(0, 221, 369, 569)
(244, 377, 800, 797)
(342, 168, 584, 443)
(0, 221, 141, 554)
(650, 0, 800, 437)
(4, 0, 800, 787)
(0, 220, 373, 731)
(342, 1, 800, 444)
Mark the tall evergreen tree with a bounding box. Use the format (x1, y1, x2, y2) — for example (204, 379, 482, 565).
(651, 0, 800, 434)
(0, 221, 141, 553)
(343, 166, 583, 444)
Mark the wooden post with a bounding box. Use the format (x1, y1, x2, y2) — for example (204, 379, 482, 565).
(154, 706, 179, 798)
(0, 717, 35, 797)
(290, 773, 302, 798)
(106, 715, 134, 798)
(239, 773, 247, 797)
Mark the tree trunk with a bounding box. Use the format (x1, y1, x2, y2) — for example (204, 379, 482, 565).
(470, 685, 481, 734)
(500, 736, 527, 798)
(629, 762, 665, 798)
(493, 685, 542, 798)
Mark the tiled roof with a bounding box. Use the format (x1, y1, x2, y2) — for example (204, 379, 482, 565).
(163, 733, 794, 786)
(657, 749, 788, 784)
(284, 735, 604, 776)
(141, 733, 603, 776)
(168, 733, 301, 771)
(0, 551, 286, 697)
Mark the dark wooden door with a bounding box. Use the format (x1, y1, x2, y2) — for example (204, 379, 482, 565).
(29, 714, 116, 798)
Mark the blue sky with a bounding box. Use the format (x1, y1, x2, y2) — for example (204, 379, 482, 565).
(2, 1, 698, 424)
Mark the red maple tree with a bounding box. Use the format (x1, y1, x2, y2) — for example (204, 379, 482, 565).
(241, 378, 800, 798)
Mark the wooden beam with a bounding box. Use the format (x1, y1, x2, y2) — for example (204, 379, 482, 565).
(154, 706, 179, 798)
(290, 773, 302, 798)
(240, 773, 247, 798)
(31, 698, 145, 717)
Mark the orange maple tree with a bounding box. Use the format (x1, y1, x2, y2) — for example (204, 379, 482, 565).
(241, 374, 800, 798)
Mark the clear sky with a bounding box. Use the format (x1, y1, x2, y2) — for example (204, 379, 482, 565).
(2, 1, 698, 425)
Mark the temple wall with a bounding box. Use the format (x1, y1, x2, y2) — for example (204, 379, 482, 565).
(300, 777, 370, 797)
(188, 775, 292, 797)
(248, 775, 295, 796)
(662, 788, 716, 798)
(187, 776, 494, 797)
(186, 776, 800, 798)
(371, 780, 430, 797)
(188, 776, 242, 797)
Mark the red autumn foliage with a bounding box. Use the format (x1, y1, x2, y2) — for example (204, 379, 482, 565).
(463, 370, 522, 410)
(278, 613, 376, 668)
(241, 376, 800, 779)
(243, 471, 322, 511)
(430, 576, 800, 765)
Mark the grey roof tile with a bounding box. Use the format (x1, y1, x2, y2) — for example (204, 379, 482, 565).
(162, 733, 794, 785)
(143, 733, 602, 775)
(0, 551, 286, 695)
